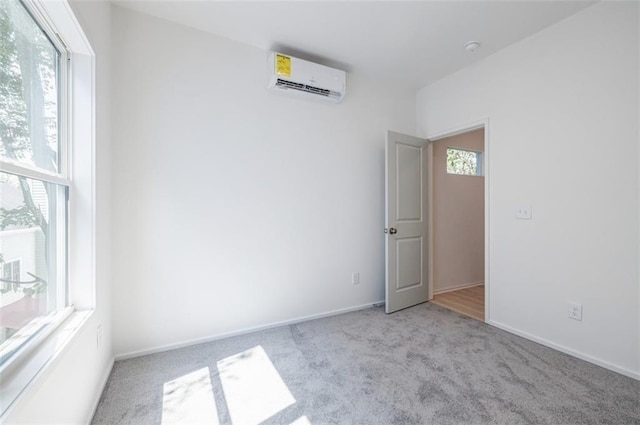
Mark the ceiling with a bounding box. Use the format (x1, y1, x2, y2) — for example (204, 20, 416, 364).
(114, 1, 596, 90)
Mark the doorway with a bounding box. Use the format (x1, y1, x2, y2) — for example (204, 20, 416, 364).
(428, 128, 485, 321)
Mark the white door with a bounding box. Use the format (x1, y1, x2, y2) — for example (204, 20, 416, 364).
(385, 131, 431, 313)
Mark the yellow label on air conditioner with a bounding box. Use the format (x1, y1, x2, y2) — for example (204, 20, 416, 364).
(276, 54, 291, 77)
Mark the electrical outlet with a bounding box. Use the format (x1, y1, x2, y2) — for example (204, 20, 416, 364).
(515, 205, 532, 220)
(97, 324, 103, 349)
(352, 272, 360, 285)
(568, 302, 583, 321)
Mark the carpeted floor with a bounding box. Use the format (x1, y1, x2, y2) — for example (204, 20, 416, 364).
(92, 303, 640, 425)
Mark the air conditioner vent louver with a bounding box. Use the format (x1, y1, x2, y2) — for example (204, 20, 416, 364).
(268, 53, 345, 103)
(275, 78, 339, 100)
(275, 78, 305, 91)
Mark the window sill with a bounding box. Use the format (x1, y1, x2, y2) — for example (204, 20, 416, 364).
(0, 309, 93, 420)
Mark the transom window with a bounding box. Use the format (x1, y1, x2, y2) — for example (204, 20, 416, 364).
(0, 0, 70, 369)
(446, 147, 483, 176)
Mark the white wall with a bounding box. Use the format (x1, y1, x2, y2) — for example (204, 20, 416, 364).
(418, 1, 639, 377)
(111, 7, 416, 357)
(5, 1, 114, 423)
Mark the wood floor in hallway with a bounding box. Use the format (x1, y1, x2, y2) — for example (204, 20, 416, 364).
(430, 285, 485, 321)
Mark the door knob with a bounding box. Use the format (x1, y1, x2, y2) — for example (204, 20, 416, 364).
(389, 227, 398, 235)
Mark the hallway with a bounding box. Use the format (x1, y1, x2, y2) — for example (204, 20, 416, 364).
(431, 285, 485, 321)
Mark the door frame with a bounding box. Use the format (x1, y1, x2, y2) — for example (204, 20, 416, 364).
(426, 119, 490, 322)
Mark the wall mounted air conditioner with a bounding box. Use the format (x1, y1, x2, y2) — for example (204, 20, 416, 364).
(267, 52, 346, 103)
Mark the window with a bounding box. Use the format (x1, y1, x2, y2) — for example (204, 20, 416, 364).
(446, 147, 483, 176)
(0, 0, 70, 369)
(0, 0, 93, 417)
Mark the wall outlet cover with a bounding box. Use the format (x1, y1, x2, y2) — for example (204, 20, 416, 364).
(515, 205, 532, 220)
(568, 302, 583, 321)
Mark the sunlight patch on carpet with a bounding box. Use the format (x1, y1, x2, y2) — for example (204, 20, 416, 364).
(161, 367, 218, 425)
(217, 345, 295, 425)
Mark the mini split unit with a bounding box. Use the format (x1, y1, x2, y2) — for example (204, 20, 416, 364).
(267, 52, 346, 103)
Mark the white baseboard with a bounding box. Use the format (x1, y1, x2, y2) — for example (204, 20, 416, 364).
(434, 281, 484, 295)
(488, 319, 640, 381)
(115, 301, 384, 361)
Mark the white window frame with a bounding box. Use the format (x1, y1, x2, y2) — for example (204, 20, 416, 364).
(0, 0, 73, 363)
(0, 0, 95, 419)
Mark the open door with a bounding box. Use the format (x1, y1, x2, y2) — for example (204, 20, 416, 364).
(385, 131, 431, 313)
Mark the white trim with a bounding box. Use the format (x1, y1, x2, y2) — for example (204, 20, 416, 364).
(36, 0, 94, 56)
(66, 50, 96, 310)
(0, 311, 91, 422)
(482, 122, 490, 323)
(115, 301, 384, 361)
(427, 141, 434, 301)
(489, 319, 640, 381)
(433, 281, 484, 295)
(427, 119, 486, 141)
(426, 118, 490, 323)
(0, 161, 69, 187)
(0, 306, 73, 376)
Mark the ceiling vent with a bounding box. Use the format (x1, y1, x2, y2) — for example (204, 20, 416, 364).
(267, 52, 346, 103)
